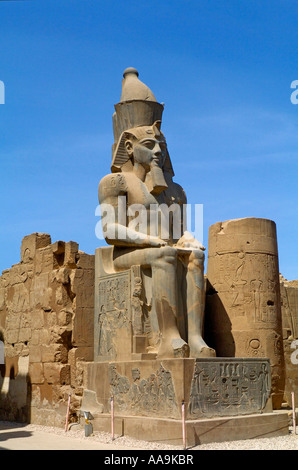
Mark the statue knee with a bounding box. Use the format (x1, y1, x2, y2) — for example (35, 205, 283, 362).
(152, 246, 177, 267)
(188, 249, 205, 270)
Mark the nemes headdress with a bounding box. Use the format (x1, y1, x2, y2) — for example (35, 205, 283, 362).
(111, 67, 174, 176)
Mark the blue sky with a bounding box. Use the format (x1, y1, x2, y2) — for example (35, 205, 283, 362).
(0, 0, 298, 280)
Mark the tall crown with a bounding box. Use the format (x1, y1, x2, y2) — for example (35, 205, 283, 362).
(111, 68, 174, 177)
(112, 67, 164, 145)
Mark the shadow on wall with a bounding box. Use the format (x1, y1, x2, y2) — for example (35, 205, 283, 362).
(0, 333, 31, 423)
(204, 280, 236, 357)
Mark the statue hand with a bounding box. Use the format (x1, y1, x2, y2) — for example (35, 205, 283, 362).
(148, 236, 167, 247)
(176, 231, 205, 251)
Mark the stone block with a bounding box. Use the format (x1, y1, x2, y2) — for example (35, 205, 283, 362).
(45, 310, 57, 328)
(44, 363, 70, 385)
(34, 246, 54, 275)
(72, 307, 94, 347)
(75, 286, 94, 309)
(7, 283, 29, 313)
(57, 309, 72, 327)
(31, 309, 45, 329)
(69, 347, 94, 387)
(52, 268, 70, 285)
(21, 233, 51, 263)
(3, 344, 15, 359)
(133, 335, 147, 353)
(20, 312, 31, 329)
(39, 328, 50, 344)
(55, 285, 70, 306)
(52, 241, 79, 269)
(70, 269, 94, 294)
(29, 344, 42, 363)
(29, 363, 44, 384)
(75, 253, 94, 270)
(30, 330, 40, 345)
(9, 264, 30, 287)
(6, 329, 19, 345)
(97, 412, 287, 447)
(64, 241, 79, 268)
(30, 274, 51, 310)
(18, 327, 31, 343)
(41, 344, 68, 363)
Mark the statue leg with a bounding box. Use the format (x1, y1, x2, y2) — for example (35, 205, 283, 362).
(183, 249, 216, 357)
(113, 246, 189, 358)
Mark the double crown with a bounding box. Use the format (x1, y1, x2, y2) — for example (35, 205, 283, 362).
(111, 68, 174, 177)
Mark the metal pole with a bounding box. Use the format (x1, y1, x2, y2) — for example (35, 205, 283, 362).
(64, 393, 71, 432)
(111, 396, 115, 440)
(182, 399, 186, 449)
(292, 391, 296, 435)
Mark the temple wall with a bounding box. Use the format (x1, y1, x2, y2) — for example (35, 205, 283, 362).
(280, 276, 298, 406)
(0, 233, 94, 426)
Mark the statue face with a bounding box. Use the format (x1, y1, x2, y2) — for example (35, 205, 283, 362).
(125, 135, 167, 172)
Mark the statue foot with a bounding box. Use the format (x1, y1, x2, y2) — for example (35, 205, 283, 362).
(157, 337, 189, 358)
(197, 346, 216, 358)
(172, 338, 190, 358)
(189, 336, 216, 358)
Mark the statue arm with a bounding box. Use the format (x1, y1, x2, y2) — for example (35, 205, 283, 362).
(98, 174, 166, 248)
(172, 183, 205, 251)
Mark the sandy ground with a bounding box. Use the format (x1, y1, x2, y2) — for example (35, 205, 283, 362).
(0, 420, 297, 451)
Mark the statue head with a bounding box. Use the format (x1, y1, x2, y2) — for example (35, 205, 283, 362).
(111, 68, 174, 194)
(112, 120, 171, 194)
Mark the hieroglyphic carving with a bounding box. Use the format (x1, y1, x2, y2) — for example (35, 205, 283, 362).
(189, 358, 271, 418)
(96, 272, 131, 359)
(131, 265, 143, 335)
(216, 251, 279, 324)
(108, 363, 178, 417)
(206, 218, 285, 409)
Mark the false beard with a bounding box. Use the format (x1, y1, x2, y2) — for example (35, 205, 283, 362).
(146, 164, 168, 195)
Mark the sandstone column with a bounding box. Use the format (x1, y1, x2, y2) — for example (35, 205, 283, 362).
(205, 217, 285, 408)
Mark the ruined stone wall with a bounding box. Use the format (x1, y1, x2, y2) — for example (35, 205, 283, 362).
(0, 233, 94, 426)
(280, 275, 298, 406)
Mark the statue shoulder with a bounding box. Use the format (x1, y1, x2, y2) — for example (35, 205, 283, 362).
(98, 173, 128, 202)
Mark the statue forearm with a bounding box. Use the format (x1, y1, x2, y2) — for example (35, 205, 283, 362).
(104, 223, 166, 248)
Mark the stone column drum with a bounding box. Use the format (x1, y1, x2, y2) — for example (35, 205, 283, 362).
(205, 218, 285, 408)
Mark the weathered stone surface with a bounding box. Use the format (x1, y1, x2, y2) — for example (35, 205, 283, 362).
(90, 411, 288, 446)
(85, 357, 272, 420)
(29, 363, 44, 384)
(280, 276, 298, 406)
(0, 233, 94, 425)
(188, 358, 271, 418)
(205, 218, 285, 409)
(21, 233, 52, 263)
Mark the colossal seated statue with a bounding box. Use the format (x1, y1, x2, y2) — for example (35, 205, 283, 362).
(97, 68, 215, 359)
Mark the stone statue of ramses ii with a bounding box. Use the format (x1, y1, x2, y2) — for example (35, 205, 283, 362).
(98, 67, 215, 359)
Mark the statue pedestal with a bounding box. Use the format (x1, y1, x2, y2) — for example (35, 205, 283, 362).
(82, 357, 289, 446)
